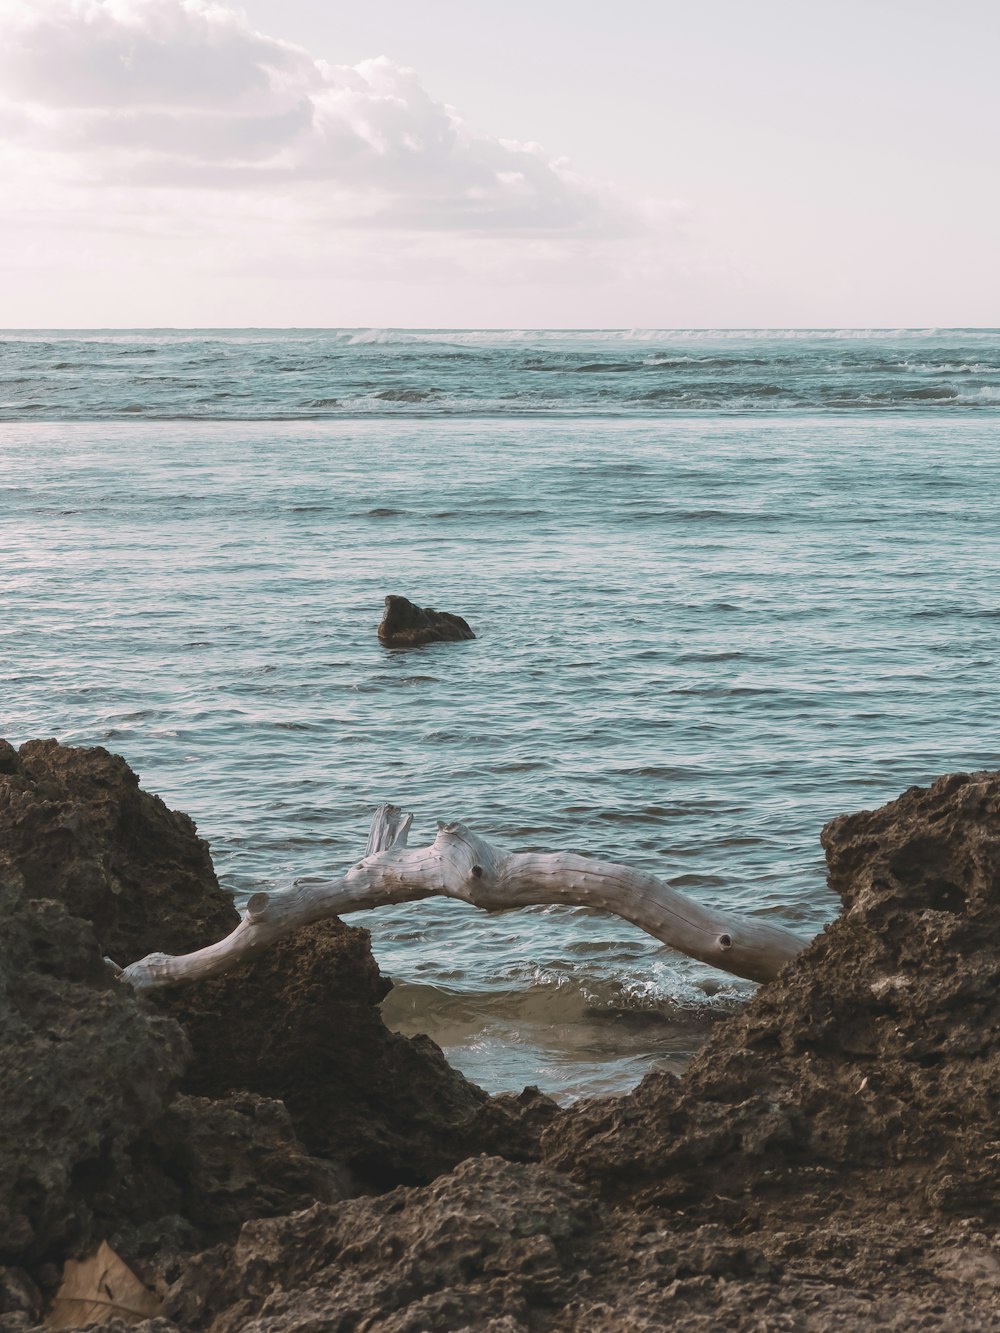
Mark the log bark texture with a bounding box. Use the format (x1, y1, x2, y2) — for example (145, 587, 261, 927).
(118, 806, 809, 991)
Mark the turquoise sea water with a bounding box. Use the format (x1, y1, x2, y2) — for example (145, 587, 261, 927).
(2, 329, 999, 1098)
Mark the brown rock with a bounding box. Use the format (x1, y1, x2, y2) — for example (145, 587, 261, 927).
(0, 743, 191, 1265)
(165, 1156, 599, 1332)
(4, 738, 238, 962)
(0, 740, 552, 1282)
(377, 595, 476, 647)
(0, 1266, 42, 1323)
(544, 770, 1000, 1225)
(134, 1093, 354, 1246)
(9, 739, 1000, 1330)
(157, 920, 557, 1189)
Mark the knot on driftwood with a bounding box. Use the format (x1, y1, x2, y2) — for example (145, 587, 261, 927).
(246, 892, 271, 923)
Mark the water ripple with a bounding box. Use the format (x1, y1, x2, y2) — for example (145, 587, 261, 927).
(2, 389, 999, 1098)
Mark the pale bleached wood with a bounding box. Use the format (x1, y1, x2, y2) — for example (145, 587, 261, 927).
(118, 805, 809, 991)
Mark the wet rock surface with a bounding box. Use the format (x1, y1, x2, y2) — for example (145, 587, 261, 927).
(5, 744, 1000, 1330)
(377, 594, 476, 647)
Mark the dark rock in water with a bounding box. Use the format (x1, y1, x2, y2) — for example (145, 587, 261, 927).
(158, 920, 556, 1189)
(377, 594, 475, 648)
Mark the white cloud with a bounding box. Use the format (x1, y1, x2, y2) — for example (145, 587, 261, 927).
(0, 0, 721, 326)
(0, 0, 315, 108)
(0, 0, 628, 235)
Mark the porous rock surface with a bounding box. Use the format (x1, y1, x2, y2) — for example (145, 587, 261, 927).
(5, 745, 1000, 1331)
(156, 921, 555, 1187)
(0, 740, 550, 1323)
(544, 770, 1000, 1220)
(377, 594, 476, 647)
(154, 770, 1000, 1332)
(0, 738, 198, 1266)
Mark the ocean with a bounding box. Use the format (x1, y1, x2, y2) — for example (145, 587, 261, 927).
(3, 328, 999, 1099)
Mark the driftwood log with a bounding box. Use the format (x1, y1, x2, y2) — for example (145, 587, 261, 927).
(117, 806, 809, 991)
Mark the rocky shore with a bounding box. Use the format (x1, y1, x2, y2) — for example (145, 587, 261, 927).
(3, 740, 1000, 1330)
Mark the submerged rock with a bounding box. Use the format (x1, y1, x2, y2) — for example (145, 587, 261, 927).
(377, 594, 476, 647)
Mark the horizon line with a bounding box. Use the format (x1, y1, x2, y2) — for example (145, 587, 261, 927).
(3, 325, 999, 335)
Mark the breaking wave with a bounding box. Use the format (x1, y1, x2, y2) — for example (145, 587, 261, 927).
(2, 328, 999, 420)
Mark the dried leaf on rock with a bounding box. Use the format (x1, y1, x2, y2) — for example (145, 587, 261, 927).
(45, 1240, 163, 1329)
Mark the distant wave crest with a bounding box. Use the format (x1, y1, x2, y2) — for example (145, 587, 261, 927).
(1, 328, 999, 420)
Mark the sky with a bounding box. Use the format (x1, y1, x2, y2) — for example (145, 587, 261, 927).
(0, 0, 997, 328)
